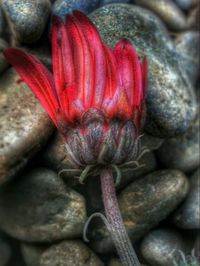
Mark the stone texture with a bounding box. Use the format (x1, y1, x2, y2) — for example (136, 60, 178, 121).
(90, 4, 196, 137)
(90, 170, 189, 253)
(134, 0, 187, 31)
(187, 1, 200, 31)
(157, 112, 200, 173)
(0, 38, 9, 74)
(0, 8, 6, 38)
(1, 0, 51, 45)
(22, 240, 104, 266)
(0, 68, 54, 186)
(140, 229, 186, 266)
(173, 169, 200, 229)
(175, 0, 193, 10)
(0, 236, 11, 266)
(0, 168, 86, 242)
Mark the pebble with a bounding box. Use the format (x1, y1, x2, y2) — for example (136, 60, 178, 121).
(134, 0, 187, 31)
(175, 31, 200, 85)
(0, 68, 54, 186)
(156, 111, 199, 173)
(0, 168, 86, 242)
(52, 0, 100, 21)
(187, 2, 200, 31)
(22, 240, 103, 266)
(90, 169, 189, 253)
(100, 0, 131, 6)
(0, 236, 11, 266)
(90, 4, 196, 137)
(0, 38, 9, 74)
(175, 0, 193, 10)
(0, 8, 6, 37)
(173, 168, 200, 229)
(1, 0, 51, 45)
(140, 228, 186, 266)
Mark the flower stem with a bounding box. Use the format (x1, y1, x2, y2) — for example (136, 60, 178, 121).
(100, 168, 140, 266)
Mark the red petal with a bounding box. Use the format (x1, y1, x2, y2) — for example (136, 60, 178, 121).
(141, 57, 148, 101)
(4, 48, 59, 126)
(72, 11, 106, 108)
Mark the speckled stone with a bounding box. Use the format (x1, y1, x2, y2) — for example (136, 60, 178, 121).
(134, 0, 187, 31)
(0, 236, 11, 266)
(22, 240, 104, 266)
(52, 0, 100, 21)
(141, 229, 186, 266)
(0, 168, 86, 242)
(1, 0, 51, 45)
(175, 31, 200, 85)
(90, 169, 189, 253)
(0, 68, 54, 186)
(156, 112, 199, 173)
(90, 4, 196, 137)
(0, 38, 9, 73)
(100, 0, 130, 6)
(173, 169, 200, 229)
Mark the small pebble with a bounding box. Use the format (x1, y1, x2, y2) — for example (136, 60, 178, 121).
(0, 236, 11, 266)
(90, 4, 196, 137)
(52, 0, 100, 21)
(0, 168, 86, 242)
(0, 38, 9, 74)
(173, 168, 200, 229)
(157, 111, 199, 173)
(134, 0, 187, 31)
(100, 0, 131, 6)
(141, 228, 186, 266)
(1, 0, 51, 45)
(90, 169, 189, 253)
(22, 240, 104, 266)
(0, 68, 54, 186)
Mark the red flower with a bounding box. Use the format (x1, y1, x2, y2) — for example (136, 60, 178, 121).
(4, 10, 147, 168)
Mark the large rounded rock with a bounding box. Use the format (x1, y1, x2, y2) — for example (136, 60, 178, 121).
(1, 0, 51, 45)
(0, 68, 54, 186)
(0, 168, 86, 242)
(173, 169, 200, 229)
(22, 240, 103, 266)
(90, 170, 189, 253)
(90, 4, 196, 137)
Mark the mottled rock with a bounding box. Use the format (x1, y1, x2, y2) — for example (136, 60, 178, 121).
(0, 168, 86, 242)
(173, 169, 200, 229)
(90, 4, 196, 137)
(100, 0, 130, 5)
(0, 236, 11, 266)
(90, 170, 189, 253)
(52, 0, 100, 21)
(134, 0, 187, 31)
(175, 31, 200, 84)
(22, 240, 103, 266)
(0, 68, 53, 185)
(141, 229, 186, 266)
(175, 0, 193, 10)
(0, 38, 9, 73)
(157, 112, 199, 173)
(1, 0, 51, 45)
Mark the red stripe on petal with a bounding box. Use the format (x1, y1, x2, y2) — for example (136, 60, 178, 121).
(141, 57, 148, 101)
(4, 48, 59, 126)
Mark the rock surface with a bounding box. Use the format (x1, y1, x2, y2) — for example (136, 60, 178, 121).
(90, 4, 196, 137)
(0, 38, 9, 74)
(0, 236, 11, 266)
(0, 168, 86, 242)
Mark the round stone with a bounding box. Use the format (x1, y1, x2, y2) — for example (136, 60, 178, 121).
(0, 38, 9, 74)
(22, 240, 104, 266)
(156, 111, 199, 173)
(90, 4, 196, 137)
(100, 0, 130, 5)
(173, 168, 200, 229)
(0, 168, 86, 242)
(1, 0, 51, 45)
(52, 0, 100, 21)
(0, 68, 54, 186)
(134, 0, 187, 31)
(140, 229, 186, 266)
(90, 169, 189, 253)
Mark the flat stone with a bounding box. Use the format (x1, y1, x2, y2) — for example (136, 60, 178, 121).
(0, 168, 86, 242)
(140, 228, 186, 266)
(90, 169, 189, 253)
(156, 111, 200, 173)
(175, 31, 200, 85)
(0, 68, 54, 186)
(0, 38, 9, 74)
(90, 4, 196, 137)
(0, 236, 11, 266)
(22, 240, 104, 266)
(1, 0, 51, 45)
(52, 0, 100, 21)
(134, 0, 187, 31)
(173, 168, 200, 229)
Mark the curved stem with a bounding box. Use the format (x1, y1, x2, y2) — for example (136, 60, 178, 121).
(100, 168, 140, 266)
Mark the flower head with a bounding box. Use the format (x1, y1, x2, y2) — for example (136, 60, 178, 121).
(4, 11, 148, 174)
